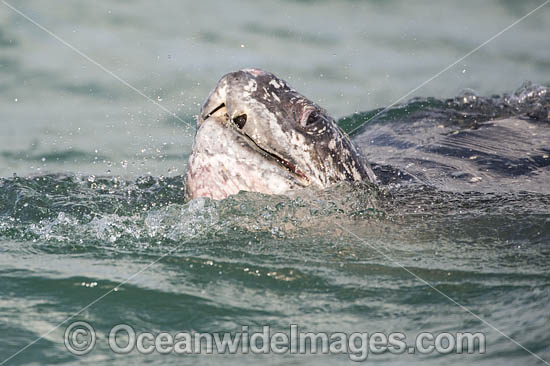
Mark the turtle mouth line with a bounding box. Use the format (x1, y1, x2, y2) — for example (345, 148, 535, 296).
(239, 131, 310, 185)
(203, 103, 310, 184)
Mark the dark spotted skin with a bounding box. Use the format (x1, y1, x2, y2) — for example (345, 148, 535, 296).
(186, 68, 376, 200)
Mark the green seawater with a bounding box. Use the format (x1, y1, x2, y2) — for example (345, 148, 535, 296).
(1, 1, 550, 365)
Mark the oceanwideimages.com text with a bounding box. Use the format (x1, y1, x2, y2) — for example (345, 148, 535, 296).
(65, 322, 486, 361)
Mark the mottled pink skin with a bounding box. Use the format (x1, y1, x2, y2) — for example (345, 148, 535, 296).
(186, 68, 376, 200)
(186, 116, 302, 200)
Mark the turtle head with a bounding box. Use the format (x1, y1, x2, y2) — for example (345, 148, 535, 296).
(187, 68, 375, 199)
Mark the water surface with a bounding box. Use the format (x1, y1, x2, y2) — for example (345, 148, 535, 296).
(1, 1, 550, 365)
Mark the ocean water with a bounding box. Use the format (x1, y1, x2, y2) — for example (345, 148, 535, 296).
(1, 0, 550, 365)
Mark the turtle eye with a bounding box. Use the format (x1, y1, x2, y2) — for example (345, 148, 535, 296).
(233, 114, 247, 129)
(301, 110, 324, 127)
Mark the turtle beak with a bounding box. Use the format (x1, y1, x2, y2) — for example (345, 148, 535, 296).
(199, 81, 228, 124)
(201, 103, 225, 123)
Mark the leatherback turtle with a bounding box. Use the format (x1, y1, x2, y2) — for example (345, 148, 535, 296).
(187, 68, 550, 199)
